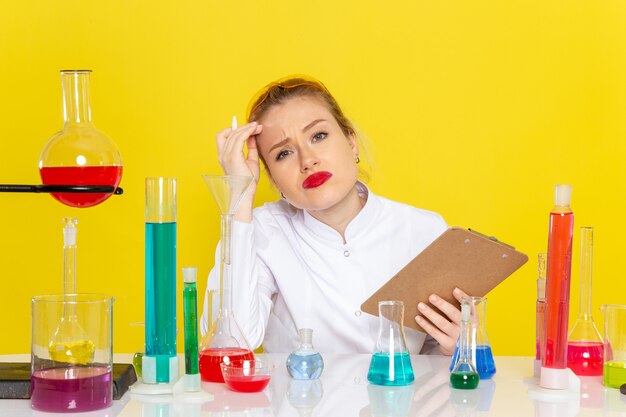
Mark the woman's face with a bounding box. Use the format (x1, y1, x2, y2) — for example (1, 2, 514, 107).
(255, 95, 359, 212)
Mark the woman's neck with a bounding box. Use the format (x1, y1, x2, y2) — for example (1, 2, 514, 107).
(306, 185, 365, 242)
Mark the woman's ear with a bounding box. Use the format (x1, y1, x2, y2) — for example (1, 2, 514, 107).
(349, 131, 358, 155)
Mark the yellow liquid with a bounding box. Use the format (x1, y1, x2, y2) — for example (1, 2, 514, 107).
(49, 340, 96, 364)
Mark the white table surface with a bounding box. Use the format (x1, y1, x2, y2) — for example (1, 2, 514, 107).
(1, 353, 624, 417)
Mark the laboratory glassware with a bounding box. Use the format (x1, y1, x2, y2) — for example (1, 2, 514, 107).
(39, 70, 123, 207)
(199, 175, 254, 383)
(182, 267, 200, 391)
(143, 177, 178, 384)
(48, 217, 94, 365)
(535, 253, 547, 379)
(31, 294, 113, 412)
(220, 359, 272, 393)
(600, 304, 626, 388)
(367, 300, 415, 386)
(449, 296, 496, 379)
(287, 328, 324, 380)
(567, 227, 603, 376)
(450, 301, 479, 389)
(540, 184, 574, 390)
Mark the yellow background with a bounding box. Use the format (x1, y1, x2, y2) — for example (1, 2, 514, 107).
(1, 1, 625, 356)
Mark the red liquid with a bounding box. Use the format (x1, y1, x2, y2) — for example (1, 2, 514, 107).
(543, 211, 573, 369)
(567, 341, 604, 376)
(31, 366, 112, 412)
(224, 375, 271, 393)
(40, 165, 123, 208)
(199, 348, 255, 383)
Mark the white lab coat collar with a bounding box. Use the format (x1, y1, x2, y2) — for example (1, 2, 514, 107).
(300, 181, 379, 244)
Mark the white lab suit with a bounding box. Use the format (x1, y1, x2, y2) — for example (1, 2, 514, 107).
(201, 182, 447, 354)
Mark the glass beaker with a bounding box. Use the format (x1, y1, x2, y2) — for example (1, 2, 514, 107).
(601, 304, 626, 388)
(31, 294, 114, 412)
(39, 70, 123, 208)
(199, 175, 255, 383)
(449, 296, 496, 379)
(367, 301, 414, 386)
(143, 177, 178, 384)
(567, 227, 604, 376)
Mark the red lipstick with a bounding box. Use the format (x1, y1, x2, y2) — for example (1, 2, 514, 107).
(303, 171, 332, 189)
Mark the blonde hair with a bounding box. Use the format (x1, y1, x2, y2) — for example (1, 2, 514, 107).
(247, 76, 370, 182)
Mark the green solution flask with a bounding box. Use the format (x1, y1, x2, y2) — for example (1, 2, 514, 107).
(450, 301, 479, 389)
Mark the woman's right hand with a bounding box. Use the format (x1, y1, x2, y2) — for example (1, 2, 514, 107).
(215, 121, 263, 182)
(215, 122, 263, 223)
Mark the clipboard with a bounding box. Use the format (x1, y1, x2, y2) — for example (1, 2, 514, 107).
(360, 227, 528, 332)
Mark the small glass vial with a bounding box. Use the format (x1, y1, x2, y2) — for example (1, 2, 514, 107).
(287, 329, 324, 380)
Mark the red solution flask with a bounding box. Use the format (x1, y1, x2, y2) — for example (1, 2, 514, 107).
(540, 184, 574, 389)
(39, 70, 123, 208)
(566, 227, 604, 376)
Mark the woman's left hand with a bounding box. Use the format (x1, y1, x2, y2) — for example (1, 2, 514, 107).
(414, 287, 468, 355)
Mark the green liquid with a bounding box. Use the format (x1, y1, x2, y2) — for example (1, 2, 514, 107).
(367, 352, 414, 386)
(183, 282, 199, 375)
(604, 361, 626, 388)
(450, 371, 479, 389)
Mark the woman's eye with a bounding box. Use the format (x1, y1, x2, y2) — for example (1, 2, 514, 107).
(276, 150, 291, 161)
(312, 132, 327, 142)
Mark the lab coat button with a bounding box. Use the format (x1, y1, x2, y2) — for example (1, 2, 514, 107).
(355, 310, 361, 317)
(344, 250, 350, 257)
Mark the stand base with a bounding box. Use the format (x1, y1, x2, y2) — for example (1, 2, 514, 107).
(130, 381, 175, 395)
(539, 366, 578, 391)
(527, 367, 580, 417)
(141, 355, 179, 385)
(173, 374, 202, 394)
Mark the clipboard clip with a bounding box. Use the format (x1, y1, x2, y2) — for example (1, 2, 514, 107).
(468, 228, 516, 250)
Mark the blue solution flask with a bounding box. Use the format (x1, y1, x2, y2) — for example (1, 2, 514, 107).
(287, 329, 324, 380)
(449, 297, 496, 379)
(367, 301, 414, 386)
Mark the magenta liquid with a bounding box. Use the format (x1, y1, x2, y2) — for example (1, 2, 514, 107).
(31, 366, 112, 412)
(567, 341, 604, 376)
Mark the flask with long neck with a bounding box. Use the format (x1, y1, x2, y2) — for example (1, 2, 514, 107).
(39, 70, 123, 207)
(566, 227, 603, 376)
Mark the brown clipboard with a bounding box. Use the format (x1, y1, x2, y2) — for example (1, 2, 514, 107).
(360, 227, 528, 332)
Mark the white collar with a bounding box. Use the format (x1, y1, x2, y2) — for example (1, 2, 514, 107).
(300, 181, 380, 244)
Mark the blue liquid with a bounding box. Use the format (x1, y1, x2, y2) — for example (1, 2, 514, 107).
(367, 352, 415, 386)
(287, 353, 324, 380)
(145, 222, 177, 382)
(449, 345, 496, 379)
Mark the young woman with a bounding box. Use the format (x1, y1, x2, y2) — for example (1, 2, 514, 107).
(201, 76, 466, 355)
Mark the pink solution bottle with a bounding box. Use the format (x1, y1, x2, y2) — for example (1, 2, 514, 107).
(566, 227, 604, 376)
(540, 184, 574, 389)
